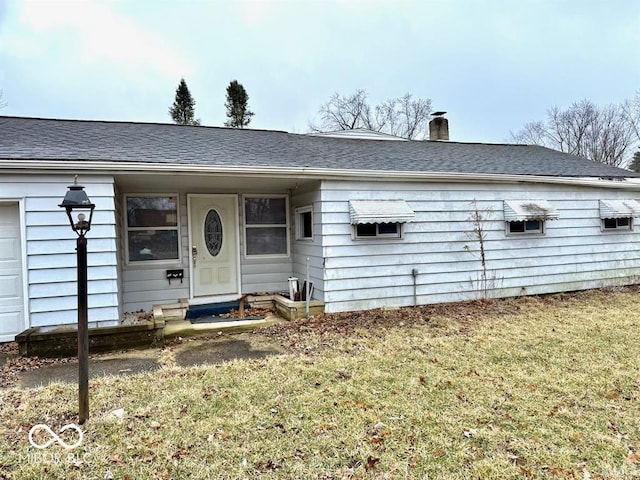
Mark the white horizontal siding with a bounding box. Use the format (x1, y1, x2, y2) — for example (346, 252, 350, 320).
(29, 265, 118, 284)
(31, 292, 118, 313)
(29, 252, 117, 269)
(26, 210, 114, 226)
(30, 279, 118, 298)
(31, 306, 120, 328)
(319, 180, 640, 313)
(0, 175, 120, 329)
(240, 256, 292, 294)
(291, 184, 324, 300)
(27, 238, 117, 255)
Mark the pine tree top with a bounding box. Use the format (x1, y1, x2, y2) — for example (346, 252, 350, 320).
(169, 78, 200, 126)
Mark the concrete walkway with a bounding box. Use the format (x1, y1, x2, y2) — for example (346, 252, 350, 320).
(11, 317, 285, 389)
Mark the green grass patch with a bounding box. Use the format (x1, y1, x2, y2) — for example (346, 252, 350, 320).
(1, 290, 639, 479)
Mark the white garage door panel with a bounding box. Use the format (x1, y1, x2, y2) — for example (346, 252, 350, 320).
(0, 275, 20, 298)
(0, 204, 25, 342)
(0, 312, 21, 336)
(0, 238, 19, 261)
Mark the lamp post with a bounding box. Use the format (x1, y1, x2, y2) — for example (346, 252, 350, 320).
(59, 177, 95, 425)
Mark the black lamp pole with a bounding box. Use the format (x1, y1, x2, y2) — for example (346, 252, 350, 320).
(59, 178, 95, 425)
(76, 234, 89, 424)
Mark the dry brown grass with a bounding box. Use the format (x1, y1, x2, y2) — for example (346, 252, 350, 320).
(1, 289, 639, 479)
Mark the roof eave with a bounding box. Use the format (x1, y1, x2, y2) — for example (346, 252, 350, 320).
(0, 159, 638, 190)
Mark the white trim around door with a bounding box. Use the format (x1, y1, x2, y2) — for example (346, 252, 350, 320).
(187, 194, 241, 303)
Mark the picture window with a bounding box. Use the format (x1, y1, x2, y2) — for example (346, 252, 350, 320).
(244, 196, 289, 256)
(126, 195, 180, 263)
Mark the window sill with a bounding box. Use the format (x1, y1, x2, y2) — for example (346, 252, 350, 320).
(125, 259, 183, 267)
(243, 254, 291, 260)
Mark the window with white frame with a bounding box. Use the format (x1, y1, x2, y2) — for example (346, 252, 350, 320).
(126, 195, 180, 262)
(244, 196, 289, 256)
(348, 199, 414, 240)
(295, 205, 313, 240)
(599, 200, 640, 232)
(507, 219, 544, 235)
(355, 222, 401, 238)
(503, 200, 558, 236)
(602, 217, 632, 230)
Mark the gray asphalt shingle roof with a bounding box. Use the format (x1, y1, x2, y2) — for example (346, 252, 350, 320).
(0, 116, 636, 178)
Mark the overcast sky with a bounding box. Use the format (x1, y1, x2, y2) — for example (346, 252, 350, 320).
(0, 0, 638, 143)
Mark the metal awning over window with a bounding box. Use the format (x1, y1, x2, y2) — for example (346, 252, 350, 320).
(503, 200, 559, 222)
(349, 200, 415, 224)
(599, 199, 640, 219)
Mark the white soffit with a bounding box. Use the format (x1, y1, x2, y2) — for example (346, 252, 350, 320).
(503, 200, 560, 221)
(349, 200, 415, 224)
(599, 199, 640, 219)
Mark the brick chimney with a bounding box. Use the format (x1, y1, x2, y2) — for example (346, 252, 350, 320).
(429, 111, 449, 141)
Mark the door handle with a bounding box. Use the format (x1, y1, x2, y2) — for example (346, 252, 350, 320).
(192, 246, 198, 267)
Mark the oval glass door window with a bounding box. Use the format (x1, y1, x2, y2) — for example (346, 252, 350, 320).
(204, 209, 223, 256)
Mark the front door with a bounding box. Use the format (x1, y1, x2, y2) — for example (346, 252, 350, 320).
(0, 203, 25, 342)
(189, 195, 240, 298)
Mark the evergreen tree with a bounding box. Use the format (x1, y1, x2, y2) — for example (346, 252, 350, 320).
(630, 150, 640, 173)
(224, 80, 254, 128)
(169, 78, 200, 125)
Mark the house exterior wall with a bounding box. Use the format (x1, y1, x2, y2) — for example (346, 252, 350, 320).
(0, 174, 119, 329)
(238, 193, 292, 296)
(320, 179, 640, 313)
(291, 183, 324, 300)
(120, 192, 190, 313)
(120, 188, 294, 312)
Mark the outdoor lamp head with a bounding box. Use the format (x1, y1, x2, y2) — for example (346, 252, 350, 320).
(59, 180, 95, 236)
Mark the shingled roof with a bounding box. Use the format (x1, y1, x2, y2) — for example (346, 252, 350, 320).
(0, 116, 636, 178)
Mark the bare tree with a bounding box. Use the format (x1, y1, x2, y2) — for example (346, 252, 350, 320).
(622, 90, 640, 144)
(0, 90, 6, 110)
(310, 89, 432, 139)
(398, 93, 431, 140)
(511, 99, 635, 168)
(310, 90, 372, 131)
(463, 200, 502, 300)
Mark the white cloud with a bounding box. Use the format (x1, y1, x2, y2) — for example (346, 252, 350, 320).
(3, 0, 193, 84)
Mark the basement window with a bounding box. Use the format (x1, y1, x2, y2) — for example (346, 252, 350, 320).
(126, 195, 180, 263)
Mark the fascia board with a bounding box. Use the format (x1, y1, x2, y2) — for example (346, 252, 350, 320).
(1, 159, 639, 191)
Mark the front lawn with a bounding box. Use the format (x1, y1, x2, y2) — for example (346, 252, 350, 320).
(1, 290, 639, 479)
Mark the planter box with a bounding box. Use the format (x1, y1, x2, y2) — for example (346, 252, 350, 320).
(16, 320, 165, 358)
(273, 295, 324, 321)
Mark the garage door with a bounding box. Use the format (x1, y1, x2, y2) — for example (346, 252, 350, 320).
(0, 203, 25, 342)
